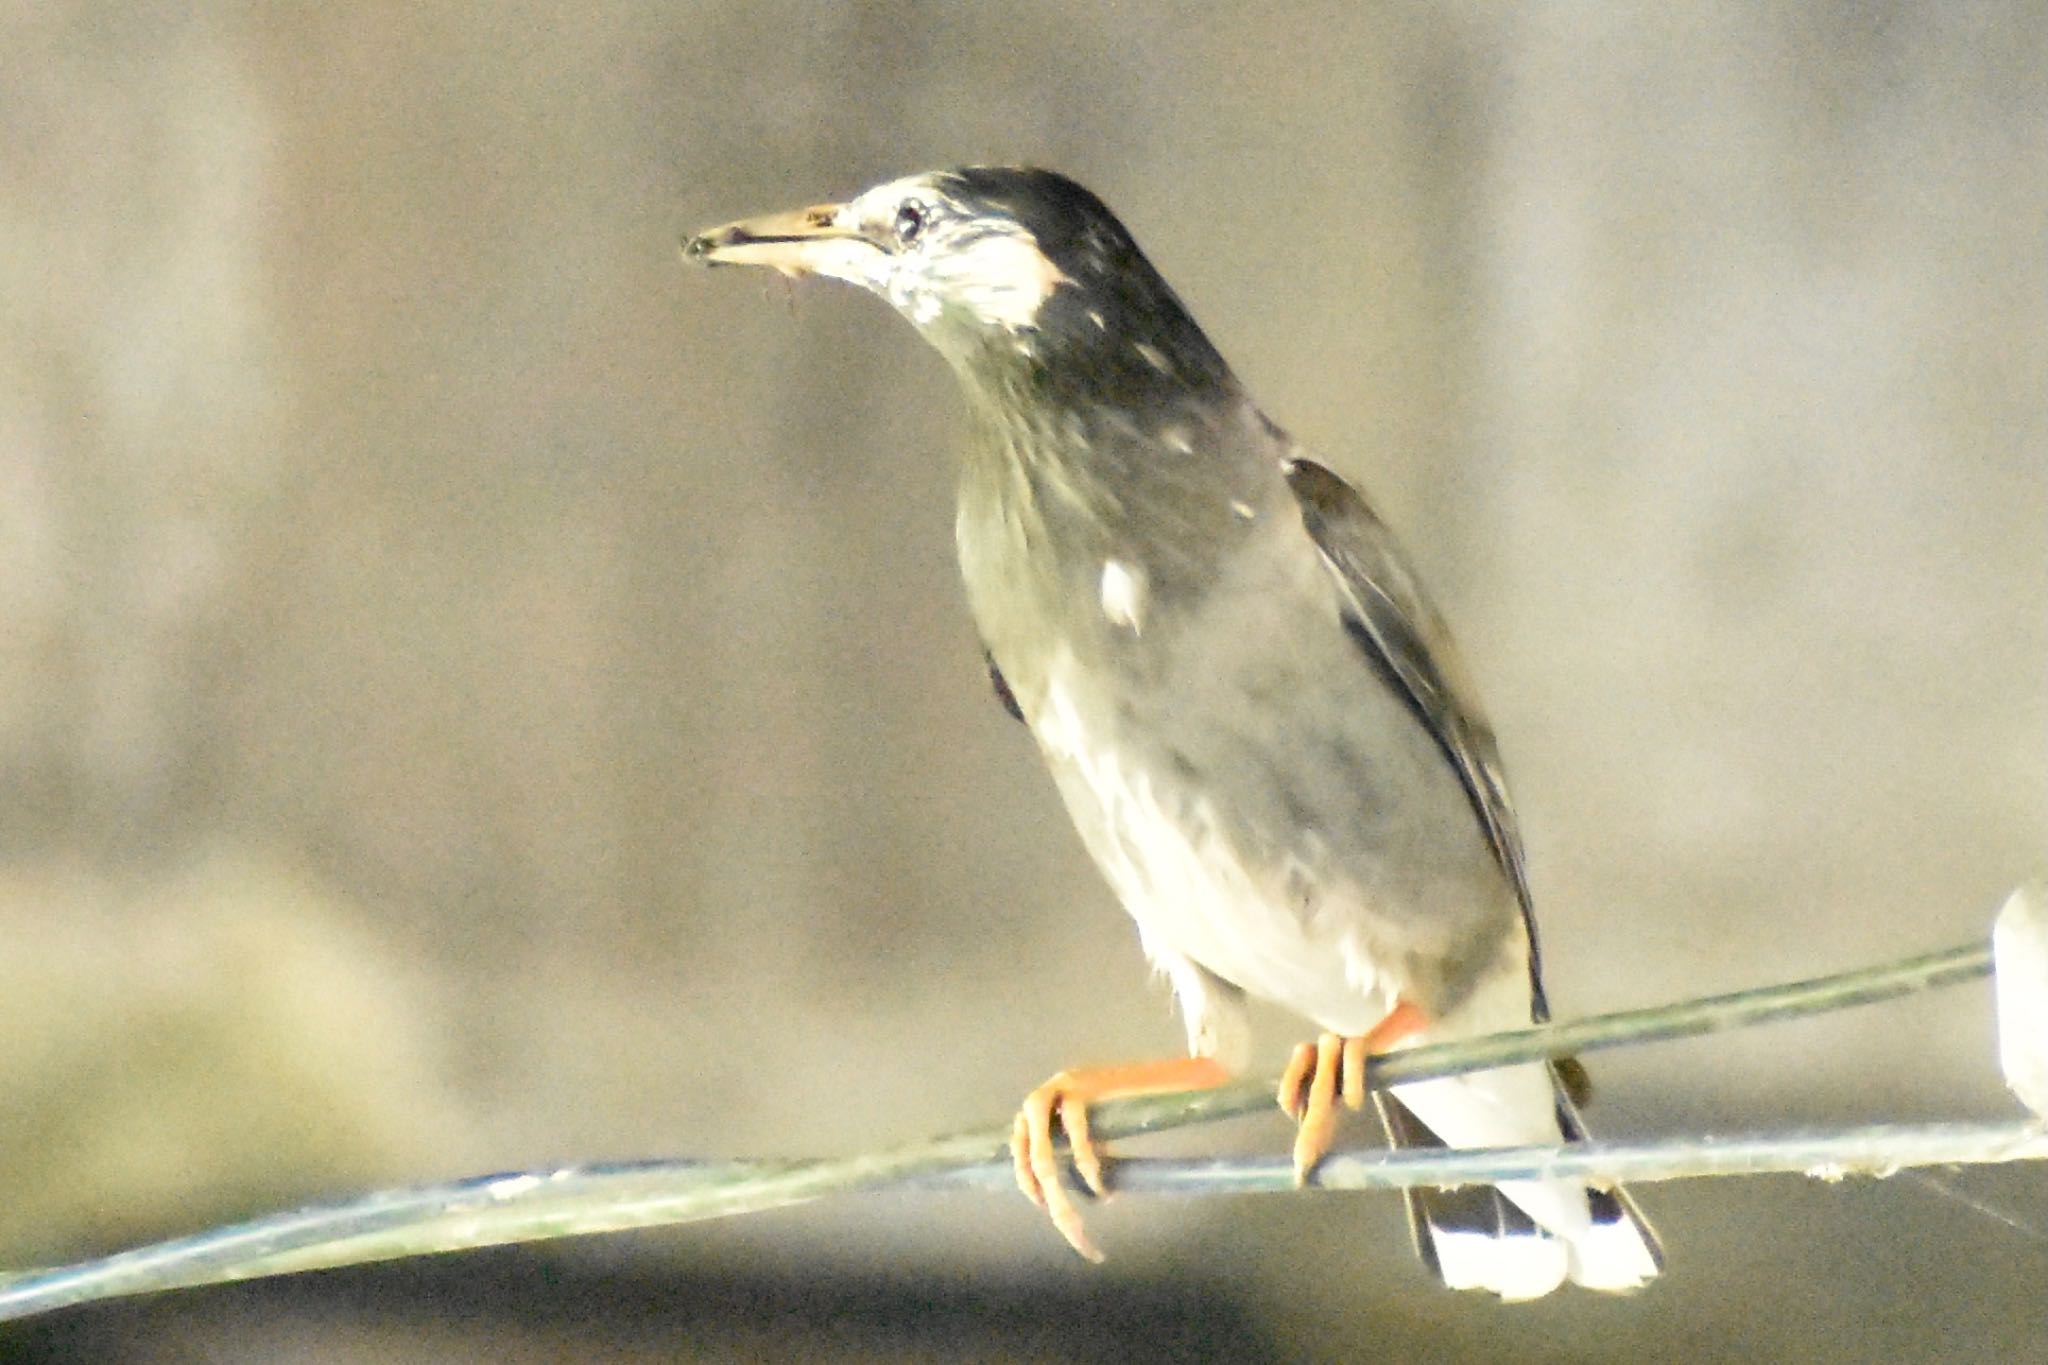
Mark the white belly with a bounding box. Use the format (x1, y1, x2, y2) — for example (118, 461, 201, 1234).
(1032, 669, 1402, 1035)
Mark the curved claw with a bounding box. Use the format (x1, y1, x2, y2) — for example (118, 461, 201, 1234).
(1007, 1056, 1234, 1263)
(1012, 1076, 1107, 1263)
(1279, 1000, 1430, 1184)
(1289, 1034, 1345, 1184)
(1278, 1040, 1316, 1120)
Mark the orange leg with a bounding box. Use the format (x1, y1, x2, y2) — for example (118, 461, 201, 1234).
(1011, 1056, 1233, 1262)
(1276, 998, 1428, 1185)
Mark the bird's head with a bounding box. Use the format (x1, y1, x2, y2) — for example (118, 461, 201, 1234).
(685, 167, 1232, 397)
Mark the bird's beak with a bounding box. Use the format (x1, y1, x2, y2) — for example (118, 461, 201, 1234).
(681, 202, 875, 280)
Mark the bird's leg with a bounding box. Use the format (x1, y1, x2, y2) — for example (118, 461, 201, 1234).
(1277, 997, 1428, 1185)
(1011, 1056, 1234, 1262)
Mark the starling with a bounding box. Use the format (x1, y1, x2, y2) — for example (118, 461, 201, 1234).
(684, 167, 1661, 1298)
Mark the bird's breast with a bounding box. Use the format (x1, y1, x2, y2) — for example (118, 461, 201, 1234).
(953, 419, 1518, 1023)
(1028, 656, 1429, 1034)
(1013, 558, 1523, 1027)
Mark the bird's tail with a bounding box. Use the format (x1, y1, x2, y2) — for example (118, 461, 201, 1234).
(1373, 1062, 1662, 1301)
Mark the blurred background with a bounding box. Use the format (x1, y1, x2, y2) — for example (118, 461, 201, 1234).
(4, 3, 2045, 1360)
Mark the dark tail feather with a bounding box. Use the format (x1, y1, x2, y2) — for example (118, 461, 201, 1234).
(1373, 1064, 1662, 1298)
(1373, 1090, 1564, 1297)
(1550, 1073, 1665, 1280)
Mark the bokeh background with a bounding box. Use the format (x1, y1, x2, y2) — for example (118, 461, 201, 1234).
(5, 4, 2045, 1360)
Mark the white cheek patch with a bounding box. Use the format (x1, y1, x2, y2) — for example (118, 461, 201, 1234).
(904, 230, 1071, 331)
(828, 179, 1073, 332)
(896, 277, 945, 326)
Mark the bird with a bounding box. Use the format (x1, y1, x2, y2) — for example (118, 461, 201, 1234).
(683, 166, 1661, 1299)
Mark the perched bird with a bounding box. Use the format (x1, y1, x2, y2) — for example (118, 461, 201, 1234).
(685, 167, 1661, 1299)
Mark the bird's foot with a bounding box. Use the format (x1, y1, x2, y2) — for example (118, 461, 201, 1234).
(1011, 1056, 1233, 1262)
(1277, 999, 1428, 1184)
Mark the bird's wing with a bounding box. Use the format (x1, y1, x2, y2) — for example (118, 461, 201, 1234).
(1282, 458, 1537, 926)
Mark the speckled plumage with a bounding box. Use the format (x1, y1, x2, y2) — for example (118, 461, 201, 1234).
(687, 167, 1659, 1297)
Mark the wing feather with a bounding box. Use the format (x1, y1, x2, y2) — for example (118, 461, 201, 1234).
(1283, 458, 1545, 1006)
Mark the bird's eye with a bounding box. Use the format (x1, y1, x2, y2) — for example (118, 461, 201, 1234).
(894, 201, 928, 245)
